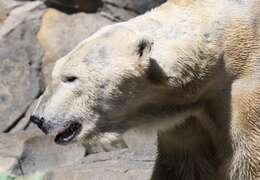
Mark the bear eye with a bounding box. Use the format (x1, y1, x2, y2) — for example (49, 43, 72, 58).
(62, 76, 78, 83)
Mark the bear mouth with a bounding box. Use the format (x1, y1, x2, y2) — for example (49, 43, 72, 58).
(55, 121, 82, 145)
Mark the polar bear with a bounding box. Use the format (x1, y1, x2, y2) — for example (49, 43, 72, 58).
(31, 0, 260, 179)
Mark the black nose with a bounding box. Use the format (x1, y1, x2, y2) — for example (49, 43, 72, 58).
(30, 115, 44, 128)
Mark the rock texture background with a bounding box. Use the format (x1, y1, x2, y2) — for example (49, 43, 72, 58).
(0, 0, 166, 179)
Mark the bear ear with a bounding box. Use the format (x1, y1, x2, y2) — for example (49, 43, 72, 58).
(134, 36, 167, 83)
(134, 36, 153, 60)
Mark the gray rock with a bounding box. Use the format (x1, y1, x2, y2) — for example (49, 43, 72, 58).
(44, 149, 156, 180)
(9, 100, 38, 133)
(0, 156, 18, 173)
(37, 8, 113, 83)
(0, 131, 85, 175)
(0, 131, 155, 179)
(0, 0, 25, 13)
(0, 131, 38, 173)
(101, 0, 166, 21)
(14, 134, 85, 175)
(103, 0, 166, 14)
(101, 3, 137, 21)
(0, 1, 46, 132)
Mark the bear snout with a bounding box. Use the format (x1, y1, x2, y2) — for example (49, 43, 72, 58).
(30, 115, 43, 127)
(30, 115, 49, 134)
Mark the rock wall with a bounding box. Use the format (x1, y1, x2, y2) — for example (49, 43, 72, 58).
(0, 0, 166, 179)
